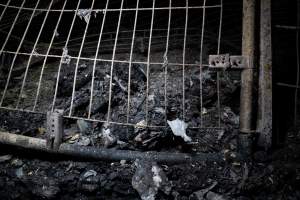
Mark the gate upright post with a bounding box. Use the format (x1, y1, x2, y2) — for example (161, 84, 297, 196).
(239, 0, 256, 156)
(258, 0, 272, 150)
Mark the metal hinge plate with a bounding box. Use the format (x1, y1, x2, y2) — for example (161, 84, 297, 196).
(209, 54, 250, 69)
(46, 109, 64, 150)
(208, 54, 230, 69)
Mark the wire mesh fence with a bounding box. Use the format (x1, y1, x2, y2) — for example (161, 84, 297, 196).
(0, 0, 228, 131)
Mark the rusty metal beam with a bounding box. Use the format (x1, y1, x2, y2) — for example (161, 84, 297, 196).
(239, 0, 256, 155)
(258, 0, 272, 149)
(0, 131, 223, 164)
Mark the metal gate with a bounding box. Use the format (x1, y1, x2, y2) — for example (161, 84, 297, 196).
(0, 0, 244, 161)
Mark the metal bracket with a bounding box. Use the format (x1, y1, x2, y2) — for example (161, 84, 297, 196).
(46, 109, 64, 150)
(230, 56, 249, 69)
(209, 54, 250, 69)
(208, 54, 230, 69)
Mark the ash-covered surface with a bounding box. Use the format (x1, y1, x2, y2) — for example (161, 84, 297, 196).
(0, 74, 299, 200)
(0, 48, 240, 150)
(0, 49, 298, 200)
(0, 133, 300, 200)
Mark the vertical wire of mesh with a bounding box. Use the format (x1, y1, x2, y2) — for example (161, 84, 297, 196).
(182, 0, 188, 120)
(145, 0, 156, 126)
(199, 0, 207, 127)
(33, 0, 68, 111)
(0, 0, 39, 107)
(0, 0, 26, 106)
(69, 0, 96, 117)
(216, 0, 223, 127)
(88, 0, 110, 119)
(16, 0, 55, 109)
(52, 0, 83, 111)
(164, 0, 172, 126)
(0, 0, 25, 56)
(126, 0, 140, 124)
(0, 0, 12, 29)
(106, 0, 125, 123)
(0, 1, 224, 130)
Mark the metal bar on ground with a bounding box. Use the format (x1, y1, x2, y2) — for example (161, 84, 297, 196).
(0, 131, 223, 163)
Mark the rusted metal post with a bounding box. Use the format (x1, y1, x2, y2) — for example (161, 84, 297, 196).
(239, 0, 256, 155)
(258, 0, 272, 149)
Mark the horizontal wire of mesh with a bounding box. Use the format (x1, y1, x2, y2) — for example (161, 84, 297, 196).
(0, 0, 224, 130)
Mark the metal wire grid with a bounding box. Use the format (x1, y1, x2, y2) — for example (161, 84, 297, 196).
(0, 0, 224, 130)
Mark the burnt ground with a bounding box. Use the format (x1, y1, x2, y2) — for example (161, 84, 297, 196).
(0, 49, 299, 200)
(0, 130, 300, 200)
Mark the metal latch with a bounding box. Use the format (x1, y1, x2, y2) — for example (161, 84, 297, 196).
(46, 109, 64, 150)
(209, 54, 250, 69)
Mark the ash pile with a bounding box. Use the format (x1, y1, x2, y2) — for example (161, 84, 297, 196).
(1, 51, 299, 200)
(0, 47, 241, 153)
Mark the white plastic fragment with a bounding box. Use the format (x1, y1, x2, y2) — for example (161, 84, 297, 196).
(202, 107, 208, 115)
(77, 9, 92, 23)
(167, 118, 191, 142)
(61, 47, 71, 64)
